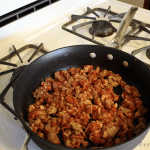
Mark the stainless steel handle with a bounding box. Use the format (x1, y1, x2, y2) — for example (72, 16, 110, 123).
(106, 6, 138, 49)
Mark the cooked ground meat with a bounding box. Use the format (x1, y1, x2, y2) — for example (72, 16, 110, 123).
(27, 65, 148, 149)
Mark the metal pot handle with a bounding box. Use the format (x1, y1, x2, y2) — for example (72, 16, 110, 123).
(106, 6, 138, 49)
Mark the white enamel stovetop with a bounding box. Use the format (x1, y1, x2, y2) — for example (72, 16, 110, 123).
(0, 0, 150, 150)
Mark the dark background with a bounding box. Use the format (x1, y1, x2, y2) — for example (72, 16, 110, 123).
(143, 0, 150, 9)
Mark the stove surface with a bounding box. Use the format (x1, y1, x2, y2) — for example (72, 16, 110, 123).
(0, 0, 150, 150)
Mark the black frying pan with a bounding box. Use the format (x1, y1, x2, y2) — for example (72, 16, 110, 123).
(13, 45, 150, 150)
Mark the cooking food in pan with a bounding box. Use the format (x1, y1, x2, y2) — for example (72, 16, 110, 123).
(27, 65, 148, 149)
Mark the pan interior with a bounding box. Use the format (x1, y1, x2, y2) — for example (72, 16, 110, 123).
(13, 45, 150, 148)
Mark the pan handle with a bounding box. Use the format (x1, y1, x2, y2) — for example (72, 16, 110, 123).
(106, 6, 138, 49)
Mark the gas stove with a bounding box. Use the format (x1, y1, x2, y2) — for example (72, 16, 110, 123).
(0, 0, 150, 150)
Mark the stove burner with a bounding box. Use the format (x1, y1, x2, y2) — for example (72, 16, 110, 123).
(89, 20, 115, 37)
(10, 65, 27, 88)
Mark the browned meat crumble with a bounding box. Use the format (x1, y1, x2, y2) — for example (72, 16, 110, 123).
(27, 65, 148, 148)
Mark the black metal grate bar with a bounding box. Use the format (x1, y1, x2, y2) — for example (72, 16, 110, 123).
(0, 69, 19, 117)
(0, 44, 48, 62)
(87, 7, 100, 18)
(0, 44, 48, 77)
(108, 12, 126, 19)
(131, 45, 150, 56)
(109, 19, 136, 28)
(1, 102, 18, 118)
(146, 49, 150, 60)
(104, 6, 111, 18)
(72, 21, 93, 31)
(121, 29, 141, 48)
(0, 69, 16, 76)
(140, 25, 150, 34)
(63, 26, 104, 46)
(28, 43, 44, 62)
(71, 15, 96, 21)
(109, 19, 121, 23)
(12, 45, 23, 63)
(125, 35, 150, 41)
(0, 61, 17, 67)
(0, 69, 17, 103)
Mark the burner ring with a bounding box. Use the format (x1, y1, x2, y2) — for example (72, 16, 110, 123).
(89, 20, 115, 37)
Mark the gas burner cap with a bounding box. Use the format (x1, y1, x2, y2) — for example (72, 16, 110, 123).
(89, 20, 115, 37)
(10, 65, 27, 89)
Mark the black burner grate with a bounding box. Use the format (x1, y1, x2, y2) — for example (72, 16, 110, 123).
(0, 43, 48, 117)
(0, 43, 48, 76)
(62, 6, 150, 47)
